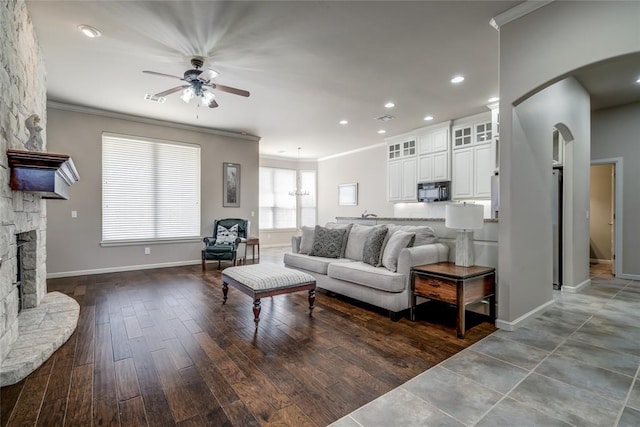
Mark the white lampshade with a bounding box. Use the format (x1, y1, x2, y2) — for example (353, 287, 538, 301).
(445, 203, 484, 230)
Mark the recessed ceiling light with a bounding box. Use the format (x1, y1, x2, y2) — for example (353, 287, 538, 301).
(636, 77, 640, 84)
(451, 75, 465, 84)
(488, 97, 499, 103)
(377, 130, 386, 134)
(339, 119, 348, 125)
(78, 24, 101, 38)
(384, 102, 395, 108)
(423, 115, 434, 121)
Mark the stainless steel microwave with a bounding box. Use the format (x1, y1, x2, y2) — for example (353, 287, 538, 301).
(417, 181, 450, 202)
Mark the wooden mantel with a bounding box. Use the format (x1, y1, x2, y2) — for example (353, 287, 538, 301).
(7, 149, 79, 200)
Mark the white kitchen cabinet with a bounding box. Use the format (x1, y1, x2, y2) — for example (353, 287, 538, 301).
(418, 124, 450, 154)
(452, 148, 473, 199)
(474, 144, 493, 198)
(452, 143, 493, 199)
(418, 151, 449, 183)
(388, 158, 417, 202)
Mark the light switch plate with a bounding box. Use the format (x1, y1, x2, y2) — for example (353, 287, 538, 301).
(71, 210, 77, 218)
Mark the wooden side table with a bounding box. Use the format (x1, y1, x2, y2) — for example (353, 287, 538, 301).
(411, 262, 495, 338)
(246, 237, 260, 262)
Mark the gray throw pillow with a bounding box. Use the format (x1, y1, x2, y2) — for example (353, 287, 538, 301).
(386, 225, 437, 247)
(362, 225, 388, 266)
(309, 225, 348, 258)
(381, 231, 416, 272)
(299, 226, 315, 254)
(344, 224, 371, 261)
(324, 222, 353, 258)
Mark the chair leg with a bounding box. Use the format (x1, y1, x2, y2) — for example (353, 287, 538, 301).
(202, 257, 206, 271)
(217, 260, 221, 270)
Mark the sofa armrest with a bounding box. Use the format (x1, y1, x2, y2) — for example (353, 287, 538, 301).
(291, 235, 302, 254)
(397, 243, 449, 278)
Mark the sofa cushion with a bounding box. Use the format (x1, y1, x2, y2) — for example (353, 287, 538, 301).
(325, 223, 353, 257)
(327, 261, 406, 293)
(381, 231, 416, 272)
(299, 226, 315, 254)
(309, 225, 348, 258)
(385, 224, 437, 247)
(345, 224, 372, 261)
(284, 252, 354, 275)
(362, 225, 388, 266)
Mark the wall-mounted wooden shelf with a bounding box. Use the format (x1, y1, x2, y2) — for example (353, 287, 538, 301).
(7, 149, 79, 200)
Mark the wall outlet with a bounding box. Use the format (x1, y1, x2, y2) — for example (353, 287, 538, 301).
(144, 247, 150, 255)
(251, 211, 255, 217)
(71, 210, 77, 218)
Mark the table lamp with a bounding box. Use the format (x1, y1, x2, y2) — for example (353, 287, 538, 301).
(445, 203, 484, 267)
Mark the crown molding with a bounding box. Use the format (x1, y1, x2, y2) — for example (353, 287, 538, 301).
(318, 142, 386, 162)
(47, 101, 260, 141)
(490, 0, 554, 31)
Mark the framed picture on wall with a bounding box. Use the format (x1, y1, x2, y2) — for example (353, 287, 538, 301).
(338, 183, 358, 206)
(223, 163, 240, 207)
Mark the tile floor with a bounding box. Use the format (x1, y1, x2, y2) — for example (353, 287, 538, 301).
(328, 263, 640, 427)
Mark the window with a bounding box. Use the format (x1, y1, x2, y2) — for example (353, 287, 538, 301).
(259, 167, 296, 229)
(299, 170, 317, 227)
(102, 133, 200, 245)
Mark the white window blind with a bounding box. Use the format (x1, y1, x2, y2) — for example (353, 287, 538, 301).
(259, 167, 296, 229)
(102, 133, 201, 244)
(300, 170, 317, 227)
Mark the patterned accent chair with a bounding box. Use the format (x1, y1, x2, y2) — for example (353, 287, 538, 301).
(202, 218, 248, 270)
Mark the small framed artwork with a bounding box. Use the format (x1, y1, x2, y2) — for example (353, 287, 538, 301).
(223, 163, 241, 207)
(338, 183, 358, 206)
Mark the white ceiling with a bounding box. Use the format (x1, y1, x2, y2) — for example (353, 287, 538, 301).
(26, 1, 640, 161)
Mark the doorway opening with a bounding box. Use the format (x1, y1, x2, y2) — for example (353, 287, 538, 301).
(590, 159, 622, 277)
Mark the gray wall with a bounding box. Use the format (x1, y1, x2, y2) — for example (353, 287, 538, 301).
(592, 102, 640, 277)
(318, 145, 394, 225)
(46, 105, 259, 276)
(589, 164, 613, 261)
(496, 1, 640, 327)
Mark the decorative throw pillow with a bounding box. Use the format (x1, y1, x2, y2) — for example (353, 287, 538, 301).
(309, 226, 348, 258)
(324, 223, 353, 258)
(386, 225, 437, 247)
(344, 224, 372, 261)
(381, 231, 416, 272)
(299, 226, 315, 254)
(362, 225, 388, 266)
(215, 224, 239, 245)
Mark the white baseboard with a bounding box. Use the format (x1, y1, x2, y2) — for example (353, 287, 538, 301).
(562, 278, 591, 294)
(618, 273, 640, 281)
(47, 260, 201, 279)
(495, 298, 556, 331)
(590, 258, 612, 264)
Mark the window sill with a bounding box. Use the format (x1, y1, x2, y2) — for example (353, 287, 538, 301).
(100, 237, 202, 247)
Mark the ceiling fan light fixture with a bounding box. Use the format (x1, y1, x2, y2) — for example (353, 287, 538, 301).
(201, 91, 215, 105)
(78, 24, 101, 38)
(180, 87, 195, 103)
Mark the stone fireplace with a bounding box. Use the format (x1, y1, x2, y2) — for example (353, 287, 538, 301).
(0, 1, 79, 386)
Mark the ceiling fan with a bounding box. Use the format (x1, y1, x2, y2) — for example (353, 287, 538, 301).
(143, 57, 250, 108)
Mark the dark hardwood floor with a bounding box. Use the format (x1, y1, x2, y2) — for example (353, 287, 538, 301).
(1, 263, 495, 426)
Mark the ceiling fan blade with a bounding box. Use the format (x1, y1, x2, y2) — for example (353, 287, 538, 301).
(208, 99, 219, 108)
(212, 83, 250, 97)
(198, 68, 219, 83)
(154, 85, 190, 97)
(143, 70, 183, 80)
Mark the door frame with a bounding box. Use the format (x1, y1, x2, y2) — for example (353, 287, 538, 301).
(591, 157, 623, 277)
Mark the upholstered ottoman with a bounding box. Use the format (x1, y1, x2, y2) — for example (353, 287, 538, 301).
(221, 264, 316, 326)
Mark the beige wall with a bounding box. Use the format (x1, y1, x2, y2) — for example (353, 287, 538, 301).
(318, 145, 394, 225)
(589, 164, 613, 261)
(45, 105, 259, 276)
(592, 102, 640, 277)
(495, 0, 640, 327)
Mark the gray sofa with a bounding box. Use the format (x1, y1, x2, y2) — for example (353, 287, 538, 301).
(283, 223, 449, 319)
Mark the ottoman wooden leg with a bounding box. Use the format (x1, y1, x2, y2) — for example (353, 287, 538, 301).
(308, 289, 316, 315)
(222, 282, 228, 304)
(253, 298, 261, 327)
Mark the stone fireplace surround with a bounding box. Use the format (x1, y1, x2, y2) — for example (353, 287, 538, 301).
(0, 1, 79, 386)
